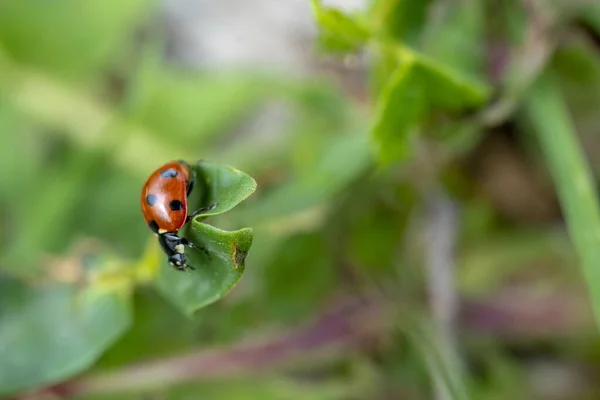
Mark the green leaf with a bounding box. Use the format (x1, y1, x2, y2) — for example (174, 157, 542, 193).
(194, 160, 258, 217)
(0, 274, 132, 395)
(155, 224, 253, 317)
(525, 71, 600, 331)
(371, 58, 426, 163)
(153, 160, 257, 316)
(371, 47, 490, 164)
(309, 0, 371, 52)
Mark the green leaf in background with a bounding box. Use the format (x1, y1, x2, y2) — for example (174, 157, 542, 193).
(153, 160, 257, 316)
(371, 58, 426, 163)
(309, 0, 371, 52)
(0, 257, 132, 395)
(371, 47, 490, 164)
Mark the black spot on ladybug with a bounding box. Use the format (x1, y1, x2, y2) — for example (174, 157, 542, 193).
(169, 199, 183, 211)
(146, 194, 158, 206)
(160, 169, 178, 178)
(148, 220, 159, 233)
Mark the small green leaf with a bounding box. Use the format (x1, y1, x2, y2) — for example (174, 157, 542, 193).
(371, 46, 490, 164)
(0, 277, 132, 395)
(371, 58, 425, 163)
(155, 223, 253, 316)
(309, 0, 371, 52)
(153, 160, 256, 316)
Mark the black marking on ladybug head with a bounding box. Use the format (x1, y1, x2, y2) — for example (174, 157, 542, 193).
(160, 169, 178, 178)
(146, 194, 158, 206)
(148, 220, 159, 233)
(169, 199, 183, 211)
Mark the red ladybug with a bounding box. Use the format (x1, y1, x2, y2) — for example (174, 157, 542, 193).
(141, 160, 215, 271)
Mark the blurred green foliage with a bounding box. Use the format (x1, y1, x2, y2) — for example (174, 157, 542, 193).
(1, 0, 600, 399)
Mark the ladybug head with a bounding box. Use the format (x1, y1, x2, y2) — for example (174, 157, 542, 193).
(168, 253, 187, 271)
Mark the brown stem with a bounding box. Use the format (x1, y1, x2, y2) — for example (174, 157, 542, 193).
(478, 0, 556, 127)
(35, 299, 388, 398)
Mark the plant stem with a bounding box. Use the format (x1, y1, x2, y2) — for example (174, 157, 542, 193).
(40, 299, 388, 397)
(424, 193, 462, 400)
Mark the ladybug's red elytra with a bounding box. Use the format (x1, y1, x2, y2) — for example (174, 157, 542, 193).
(141, 160, 216, 271)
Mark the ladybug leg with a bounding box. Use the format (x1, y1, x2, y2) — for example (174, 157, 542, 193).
(181, 237, 212, 260)
(185, 203, 218, 224)
(180, 237, 194, 248)
(200, 247, 211, 260)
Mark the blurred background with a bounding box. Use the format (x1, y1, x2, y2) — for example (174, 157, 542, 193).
(1, 0, 600, 399)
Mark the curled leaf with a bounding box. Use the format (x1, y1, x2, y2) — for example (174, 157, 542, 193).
(152, 160, 257, 316)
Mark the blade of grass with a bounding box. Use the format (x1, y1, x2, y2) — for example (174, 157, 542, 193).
(525, 70, 600, 330)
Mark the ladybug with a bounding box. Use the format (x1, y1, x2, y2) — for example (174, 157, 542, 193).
(141, 160, 216, 271)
